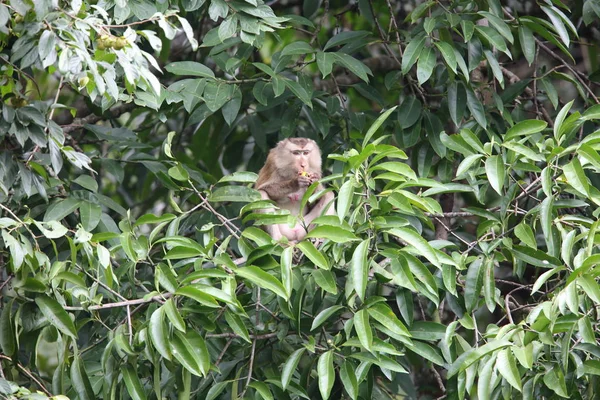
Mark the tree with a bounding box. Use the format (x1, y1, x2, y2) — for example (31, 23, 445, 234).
(2, 0, 600, 398)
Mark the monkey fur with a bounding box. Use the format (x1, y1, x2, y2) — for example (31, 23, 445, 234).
(255, 138, 335, 241)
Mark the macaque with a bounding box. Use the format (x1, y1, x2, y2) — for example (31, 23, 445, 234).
(255, 138, 335, 241)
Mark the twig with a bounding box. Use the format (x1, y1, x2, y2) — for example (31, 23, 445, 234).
(0, 355, 52, 396)
(206, 332, 278, 340)
(63, 292, 172, 311)
(240, 339, 257, 398)
(430, 365, 446, 394)
(0, 203, 40, 250)
(61, 103, 136, 134)
(190, 187, 241, 239)
(215, 338, 234, 366)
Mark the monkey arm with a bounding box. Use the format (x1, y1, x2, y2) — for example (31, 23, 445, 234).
(257, 190, 283, 240)
(258, 179, 299, 201)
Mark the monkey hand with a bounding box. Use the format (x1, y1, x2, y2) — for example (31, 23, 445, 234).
(297, 173, 312, 187)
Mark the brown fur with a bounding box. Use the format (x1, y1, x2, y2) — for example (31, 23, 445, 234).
(254, 138, 334, 241)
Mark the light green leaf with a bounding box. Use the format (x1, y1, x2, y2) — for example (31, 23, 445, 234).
(354, 309, 372, 351)
(281, 348, 305, 390)
(351, 239, 370, 301)
(362, 106, 398, 148)
(317, 351, 335, 400)
(387, 228, 440, 267)
(297, 240, 329, 269)
(485, 155, 505, 194)
(311, 305, 344, 331)
(236, 266, 288, 299)
(165, 61, 215, 79)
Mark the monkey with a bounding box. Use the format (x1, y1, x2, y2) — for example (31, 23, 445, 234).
(254, 138, 335, 242)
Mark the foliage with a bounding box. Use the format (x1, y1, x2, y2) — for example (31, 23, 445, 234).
(2, 0, 600, 399)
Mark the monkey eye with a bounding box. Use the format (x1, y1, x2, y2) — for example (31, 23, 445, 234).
(291, 150, 300, 155)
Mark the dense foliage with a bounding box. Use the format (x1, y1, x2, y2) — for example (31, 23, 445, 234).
(2, 0, 600, 399)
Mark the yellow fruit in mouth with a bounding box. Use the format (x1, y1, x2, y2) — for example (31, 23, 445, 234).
(300, 171, 308, 177)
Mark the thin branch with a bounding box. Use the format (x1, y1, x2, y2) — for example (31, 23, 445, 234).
(0, 355, 52, 396)
(63, 292, 171, 311)
(0, 203, 40, 250)
(206, 332, 278, 340)
(61, 103, 136, 134)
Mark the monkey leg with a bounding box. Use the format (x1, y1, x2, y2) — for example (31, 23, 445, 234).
(303, 191, 335, 229)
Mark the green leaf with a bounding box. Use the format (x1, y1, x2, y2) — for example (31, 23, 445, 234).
(387, 228, 440, 267)
(354, 309, 372, 351)
(332, 52, 372, 83)
(401, 34, 426, 74)
(304, 226, 359, 243)
(464, 257, 484, 313)
(368, 302, 410, 337)
(122, 365, 147, 400)
(204, 81, 235, 112)
(316, 51, 335, 78)
(337, 178, 354, 222)
(351, 239, 370, 301)
(447, 339, 512, 378)
(311, 305, 344, 331)
(485, 155, 505, 194)
(540, 196, 557, 257)
(249, 382, 273, 400)
(362, 106, 398, 148)
(531, 266, 565, 295)
(417, 46, 436, 84)
(297, 240, 329, 269)
(281, 247, 293, 297)
(312, 269, 338, 294)
(543, 365, 569, 397)
(478, 11, 514, 43)
(448, 81, 467, 126)
(514, 222, 537, 248)
(563, 158, 589, 196)
(518, 26, 535, 66)
(73, 175, 98, 192)
(282, 41, 315, 56)
(166, 61, 215, 79)
(466, 88, 487, 128)
(172, 330, 209, 377)
(554, 100, 573, 142)
(317, 350, 335, 400)
(224, 310, 251, 343)
(281, 348, 305, 389)
(512, 245, 561, 268)
(236, 266, 288, 299)
(43, 198, 81, 222)
(79, 201, 102, 231)
(502, 142, 545, 162)
(164, 298, 186, 333)
(35, 295, 77, 338)
(33, 220, 68, 239)
(284, 79, 313, 108)
(434, 42, 457, 74)
(324, 30, 370, 51)
(475, 25, 508, 54)
(339, 361, 359, 400)
(149, 306, 172, 360)
(505, 119, 547, 141)
(70, 355, 95, 400)
(210, 186, 261, 202)
(0, 302, 15, 355)
(218, 16, 238, 41)
(541, 5, 570, 47)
